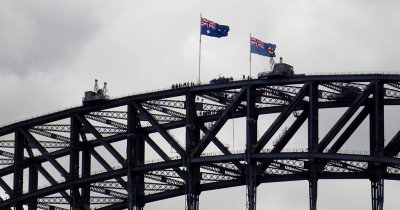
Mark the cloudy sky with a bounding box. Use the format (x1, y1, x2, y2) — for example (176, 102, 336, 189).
(1, 0, 400, 209)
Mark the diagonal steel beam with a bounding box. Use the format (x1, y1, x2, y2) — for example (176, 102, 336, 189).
(142, 103, 185, 118)
(143, 134, 185, 181)
(142, 135, 170, 161)
(0, 134, 127, 184)
(198, 124, 233, 156)
(193, 88, 246, 156)
(36, 164, 72, 203)
(29, 129, 70, 142)
(91, 185, 127, 199)
(198, 123, 244, 172)
(20, 129, 69, 177)
(85, 114, 127, 129)
(328, 106, 370, 153)
(23, 138, 69, 210)
(318, 85, 372, 152)
(133, 101, 185, 156)
(0, 150, 14, 159)
(254, 84, 309, 153)
(0, 177, 12, 196)
(384, 129, 400, 156)
(75, 114, 125, 166)
(316, 107, 370, 181)
(87, 146, 119, 173)
(0, 140, 69, 149)
(257, 110, 308, 175)
(201, 163, 242, 177)
(272, 110, 309, 153)
(87, 147, 127, 190)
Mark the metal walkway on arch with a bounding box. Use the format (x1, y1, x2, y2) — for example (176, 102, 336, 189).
(1, 74, 400, 210)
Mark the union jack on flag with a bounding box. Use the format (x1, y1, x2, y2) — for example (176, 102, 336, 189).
(201, 18, 216, 29)
(200, 17, 229, 38)
(250, 36, 276, 57)
(251, 37, 264, 48)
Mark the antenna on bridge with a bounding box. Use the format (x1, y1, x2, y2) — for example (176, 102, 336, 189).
(269, 57, 275, 71)
(94, 79, 99, 92)
(83, 79, 110, 105)
(103, 82, 108, 96)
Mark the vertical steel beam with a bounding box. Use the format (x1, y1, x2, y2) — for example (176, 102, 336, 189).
(13, 130, 24, 210)
(255, 84, 309, 153)
(308, 82, 319, 210)
(370, 81, 384, 157)
(70, 116, 81, 210)
(371, 176, 384, 210)
(28, 165, 38, 210)
(309, 179, 318, 210)
(308, 82, 319, 153)
(370, 81, 384, 210)
(185, 93, 200, 210)
(127, 104, 145, 210)
(246, 86, 257, 210)
(247, 86, 258, 148)
(81, 133, 91, 210)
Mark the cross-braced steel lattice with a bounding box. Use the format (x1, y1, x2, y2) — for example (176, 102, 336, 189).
(1, 74, 400, 209)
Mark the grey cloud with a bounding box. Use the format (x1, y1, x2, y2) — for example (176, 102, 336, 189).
(0, 1, 103, 76)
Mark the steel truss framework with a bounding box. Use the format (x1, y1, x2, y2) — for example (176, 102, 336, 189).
(1, 74, 400, 209)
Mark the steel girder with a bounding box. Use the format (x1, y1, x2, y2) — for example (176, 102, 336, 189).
(185, 92, 201, 210)
(127, 104, 145, 210)
(308, 82, 319, 210)
(1, 75, 400, 209)
(246, 86, 257, 210)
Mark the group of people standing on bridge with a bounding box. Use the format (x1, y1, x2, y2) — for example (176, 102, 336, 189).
(171, 82, 196, 89)
(210, 76, 234, 84)
(171, 74, 255, 90)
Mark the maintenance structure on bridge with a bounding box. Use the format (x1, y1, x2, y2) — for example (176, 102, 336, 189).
(1, 73, 400, 210)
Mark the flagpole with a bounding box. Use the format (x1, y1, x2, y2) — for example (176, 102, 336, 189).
(249, 33, 252, 79)
(198, 13, 202, 84)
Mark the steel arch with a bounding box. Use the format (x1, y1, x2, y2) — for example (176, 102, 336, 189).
(1, 74, 400, 210)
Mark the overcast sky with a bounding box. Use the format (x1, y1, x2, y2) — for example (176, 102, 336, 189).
(1, 0, 400, 209)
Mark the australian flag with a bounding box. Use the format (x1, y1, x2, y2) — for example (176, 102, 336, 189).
(201, 17, 229, 38)
(250, 37, 276, 57)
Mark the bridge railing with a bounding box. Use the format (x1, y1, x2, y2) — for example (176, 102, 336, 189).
(2, 72, 400, 127)
(306, 71, 400, 76)
(0, 147, 383, 201)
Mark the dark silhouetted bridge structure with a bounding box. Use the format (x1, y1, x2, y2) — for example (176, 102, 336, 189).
(1, 74, 400, 210)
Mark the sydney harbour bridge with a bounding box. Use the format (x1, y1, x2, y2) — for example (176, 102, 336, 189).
(1, 73, 400, 210)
